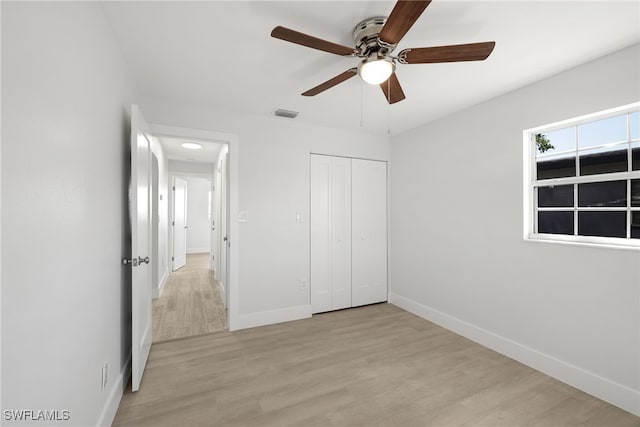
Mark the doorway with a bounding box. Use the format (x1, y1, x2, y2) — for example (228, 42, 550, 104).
(172, 176, 188, 271)
(147, 131, 233, 342)
(148, 124, 239, 332)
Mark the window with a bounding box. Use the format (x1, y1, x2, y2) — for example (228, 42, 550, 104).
(524, 103, 640, 248)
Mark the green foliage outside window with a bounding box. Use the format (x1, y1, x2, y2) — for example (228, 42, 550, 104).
(536, 134, 555, 153)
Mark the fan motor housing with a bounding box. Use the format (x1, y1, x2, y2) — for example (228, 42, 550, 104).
(353, 16, 390, 56)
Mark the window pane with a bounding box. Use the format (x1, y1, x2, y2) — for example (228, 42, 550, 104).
(536, 127, 575, 156)
(538, 211, 573, 235)
(578, 180, 626, 207)
(632, 212, 640, 239)
(537, 154, 576, 179)
(632, 180, 640, 207)
(579, 147, 627, 175)
(633, 141, 640, 171)
(578, 211, 626, 238)
(631, 111, 639, 141)
(538, 185, 573, 207)
(578, 114, 627, 149)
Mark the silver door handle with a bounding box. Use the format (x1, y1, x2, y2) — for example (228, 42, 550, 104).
(138, 256, 150, 265)
(122, 257, 138, 266)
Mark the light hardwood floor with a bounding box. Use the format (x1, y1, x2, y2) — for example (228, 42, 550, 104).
(116, 304, 639, 427)
(174, 252, 211, 272)
(152, 253, 227, 343)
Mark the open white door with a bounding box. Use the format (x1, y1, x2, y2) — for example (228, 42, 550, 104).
(172, 177, 188, 271)
(129, 105, 152, 392)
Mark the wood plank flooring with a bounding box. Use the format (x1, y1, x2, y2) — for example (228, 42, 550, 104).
(115, 304, 639, 427)
(152, 254, 227, 343)
(174, 252, 211, 272)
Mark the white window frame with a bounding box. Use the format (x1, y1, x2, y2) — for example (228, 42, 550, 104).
(523, 102, 640, 250)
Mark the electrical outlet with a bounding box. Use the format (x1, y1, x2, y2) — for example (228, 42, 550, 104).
(101, 363, 108, 390)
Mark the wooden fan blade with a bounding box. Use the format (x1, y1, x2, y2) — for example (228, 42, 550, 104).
(271, 26, 355, 56)
(380, 72, 406, 104)
(302, 68, 358, 96)
(399, 42, 496, 64)
(379, 1, 431, 45)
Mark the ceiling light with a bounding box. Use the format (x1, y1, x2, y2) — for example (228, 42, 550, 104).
(181, 142, 202, 150)
(358, 57, 394, 85)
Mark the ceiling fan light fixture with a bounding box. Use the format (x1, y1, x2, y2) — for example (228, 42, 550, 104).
(181, 142, 202, 150)
(358, 57, 394, 85)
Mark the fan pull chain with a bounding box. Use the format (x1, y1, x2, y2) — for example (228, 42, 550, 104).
(360, 79, 364, 128)
(387, 78, 391, 135)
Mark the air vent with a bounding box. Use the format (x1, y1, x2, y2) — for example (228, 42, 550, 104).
(274, 109, 299, 119)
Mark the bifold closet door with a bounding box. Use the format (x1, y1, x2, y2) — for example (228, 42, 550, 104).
(310, 155, 351, 314)
(352, 159, 387, 307)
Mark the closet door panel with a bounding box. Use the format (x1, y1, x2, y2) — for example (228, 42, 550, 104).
(310, 155, 332, 314)
(310, 155, 352, 313)
(352, 159, 387, 307)
(330, 157, 352, 311)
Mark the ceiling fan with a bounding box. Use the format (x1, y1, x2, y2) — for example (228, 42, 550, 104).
(271, 1, 495, 104)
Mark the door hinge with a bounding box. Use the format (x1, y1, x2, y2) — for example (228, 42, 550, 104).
(173, 186, 175, 191)
(172, 221, 175, 226)
(171, 256, 174, 261)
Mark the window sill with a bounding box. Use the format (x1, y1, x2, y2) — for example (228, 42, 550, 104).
(525, 234, 640, 251)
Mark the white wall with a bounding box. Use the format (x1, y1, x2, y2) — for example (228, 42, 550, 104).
(1, 2, 137, 426)
(389, 44, 640, 415)
(184, 177, 211, 253)
(150, 138, 169, 298)
(141, 99, 390, 327)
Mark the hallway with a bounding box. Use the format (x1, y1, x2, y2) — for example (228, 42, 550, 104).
(152, 253, 227, 343)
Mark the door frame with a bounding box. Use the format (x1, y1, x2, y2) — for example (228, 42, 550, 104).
(151, 124, 240, 331)
(150, 152, 160, 296)
(216, 149, 230, 309)
(168, 173, 214, 272)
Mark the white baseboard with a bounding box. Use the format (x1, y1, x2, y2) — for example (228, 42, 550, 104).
(153, 268, 169, 299)
(231, 305, 311, 331)
(96, 351, 131, 427)
(187, 248, 209, 254)
(388, 292, 640, 417)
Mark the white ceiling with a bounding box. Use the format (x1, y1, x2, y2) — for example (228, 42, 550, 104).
(102, 1, 640, 135)
(157, 136, 222, 163)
